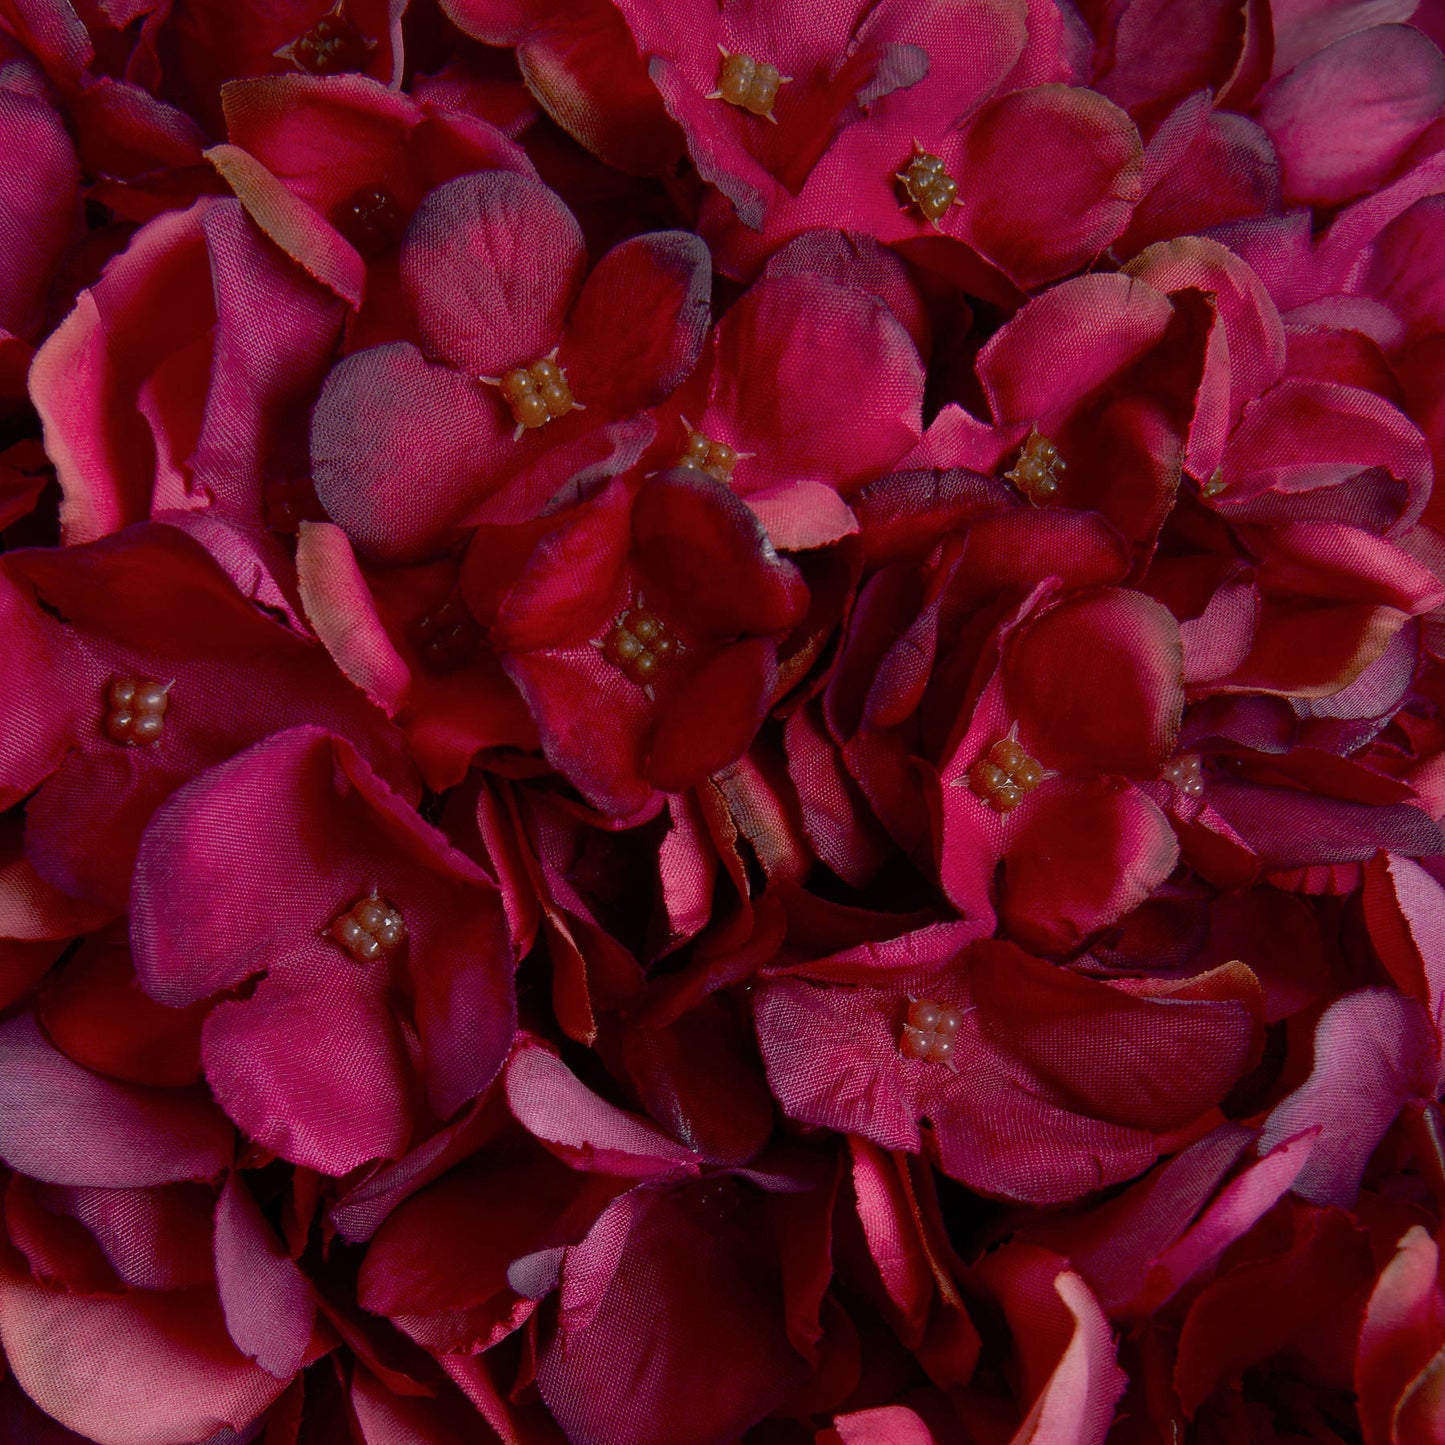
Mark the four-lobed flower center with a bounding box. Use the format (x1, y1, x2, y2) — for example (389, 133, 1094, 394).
(712, 49, 788, 120)
(330, 891, 407, 962)
(499, 357, 576, 435)
(604, 608, 676, 685)
(1005, 429, 1066, 504)
(282, 2, 373, 74)
(898, 148, 958, 225)
(410, 599, 479, 674)
(677, 429, 737, 483)
(105, 677, 170, 746)
(969, 736, 1043, 813)
(900, 998, 963, 1062)
(1164, 752, 1204, 797)
(331, 183, 406, 260)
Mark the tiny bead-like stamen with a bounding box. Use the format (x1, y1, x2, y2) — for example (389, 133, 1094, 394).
(1163, 753, 1205, 798)
(677, 430, 738, 483)
(1005, 428, 1066, 504)
(900, 996, 964, 1063)
(496, 356, 576, 438)
(968, 735, 1044, 813)
(409, 598, 479, 674)
(329, 891, 407, 963)
(897, 146, 958, 226)
(278, 1, 374, 73)
(331, 183, 406, 260)
(711, 48, 789, 120)
(603, 608, 676, 687)
(104, 677, 170, 746)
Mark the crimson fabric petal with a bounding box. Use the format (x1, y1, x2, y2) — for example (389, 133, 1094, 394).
(213, 1170, 316, 1379)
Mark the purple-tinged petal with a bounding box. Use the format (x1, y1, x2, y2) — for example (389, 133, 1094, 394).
(311, 341, 504, 562)
(214, 1171, 316, 1379)
(1258, 24, 1445, 206)
(402, 169, 585, 375)
(0, 1013, 232, 1188)
(1257, 988, 1442, 1206)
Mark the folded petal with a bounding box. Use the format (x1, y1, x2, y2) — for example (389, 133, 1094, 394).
(214, 1171, 316, 1379)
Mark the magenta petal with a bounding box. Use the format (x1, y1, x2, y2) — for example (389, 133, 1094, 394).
(202, 951, 415, 1176)
(753, 978, 922, 1154)
(977, 272, 1174, 427)
(1258, 24, 1445, 206)
(214, 1171, 315, 1379)
(1001, 780, 1181, 955)
(704, 274, 924, 500)
(631, 470, 808, 639)
(979, 1249, 1128, 1445)
(0, 1013, 232, 1188)
(0, 83, 80, 343)
(402, 170, 585, 375)
(1137, 1128, 1320, 1313)
(1257, 988, 1442, 1206)
(823, 1406, 938, 1445)
(1213, 377, 1432, 532)
(1004, 588, 1184, 776)
(647, 640, 777, 794)
(955, 85, 1143, 288)
(563, 231, 712, 416)
(537, 1186, 804, 1444)
(136, 728, 513, 1166)
(311, 341, 504, 562)
(0, 1268, 287, 1445)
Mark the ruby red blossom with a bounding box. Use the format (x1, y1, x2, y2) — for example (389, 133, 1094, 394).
(5, 0, 1445, 1442)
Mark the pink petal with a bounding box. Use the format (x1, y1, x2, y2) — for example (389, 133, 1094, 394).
(311, 341, 505, 562)
(205, 143, 365, 307)
(955, 85, 1142, 289)
(0, 82, 80, 343)
(1270, 0, 1418, 76)
(702, 273, 924, 501)
(1355, 1225, 1445, 1445)
(1257, 987, 1442, 1206)
(1000, 780, 1181, 954)
(0, 1012, 232, 1188)
(1363, 852, 1445, 1036)
(753, 977, 923, 1154)
(1004, 587, 1184, 777)
(977, 272, 1174, 427)
(0, 1269, 286, 1445)
(562, 231, 712, 416)
(506, 1044, 700, 1177)
(822, 1406, 938, 1445)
